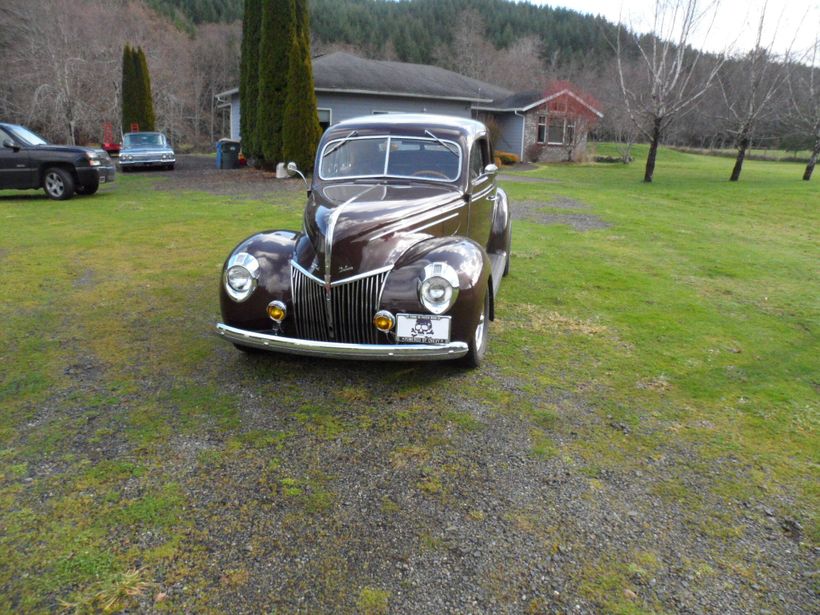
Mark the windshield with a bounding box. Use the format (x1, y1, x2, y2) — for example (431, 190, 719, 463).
(8, 125, 47, 146)
(319, 136, 462, 182)
(123, 133, 165, 147)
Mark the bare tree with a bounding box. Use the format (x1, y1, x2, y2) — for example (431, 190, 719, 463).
(616, 0, 727, 182)
(719, 3, 795, 181)
(787, 39, 820, 180)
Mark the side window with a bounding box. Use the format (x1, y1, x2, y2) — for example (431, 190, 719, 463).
(0, 128, 11, 143)
(470, 138, 489, 181)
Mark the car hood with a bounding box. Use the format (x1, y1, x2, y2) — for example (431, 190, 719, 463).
(121, 145, 174, 153)
(34, 144, 106, 157)
(295, 180, 465, 281)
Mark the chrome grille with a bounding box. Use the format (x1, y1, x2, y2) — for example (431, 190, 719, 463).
(291, 266, 389, 344)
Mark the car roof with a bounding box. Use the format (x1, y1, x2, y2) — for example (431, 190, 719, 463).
(326, 114, 487, 141)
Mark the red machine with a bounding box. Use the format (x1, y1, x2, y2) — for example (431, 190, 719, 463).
(102, 122, 121, 157)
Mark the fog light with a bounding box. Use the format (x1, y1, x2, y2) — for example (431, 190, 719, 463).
(267, 300, 287, 322)
(373, 310, 395, 332)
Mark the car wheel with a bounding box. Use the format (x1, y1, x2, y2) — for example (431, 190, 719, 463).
(43, 167, 75, 200)
(76, 182, 99, 196)
(462, 287, 489, 368)
(166, 164, 175, 171)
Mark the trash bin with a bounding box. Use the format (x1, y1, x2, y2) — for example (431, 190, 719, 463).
(216, 139, 241, 169)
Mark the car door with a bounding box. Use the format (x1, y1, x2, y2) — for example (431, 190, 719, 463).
(0, 128, 34, 189)
(467, 136, 494, 248)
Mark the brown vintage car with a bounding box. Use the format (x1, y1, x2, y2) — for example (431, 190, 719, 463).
(216, 114, 511, 366)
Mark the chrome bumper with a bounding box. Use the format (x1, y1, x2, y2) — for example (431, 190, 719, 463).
(216, 323, 468, 361)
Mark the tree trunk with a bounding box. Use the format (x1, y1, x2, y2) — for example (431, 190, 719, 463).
(803, 135, 820, 181)
(644, 117, 662, 183)
(730, 133, 750, 182)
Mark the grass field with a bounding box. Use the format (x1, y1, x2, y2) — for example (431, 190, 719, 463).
(0, 149, 817, 613)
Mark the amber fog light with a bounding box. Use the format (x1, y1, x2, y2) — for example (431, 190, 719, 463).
(267, 300, 287, 323)
(373, 310, 395, 332)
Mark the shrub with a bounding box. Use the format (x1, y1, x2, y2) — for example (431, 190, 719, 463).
(525, 143, 544, 163)
(495, 150, 520, 165)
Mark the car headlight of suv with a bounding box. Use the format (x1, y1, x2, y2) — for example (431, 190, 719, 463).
(85, 153, 102, 167)
(224, 252, 260, 302)
(418, 262, 459, 314)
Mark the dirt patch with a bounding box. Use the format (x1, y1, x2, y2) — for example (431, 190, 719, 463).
(512, 198, 611, 231)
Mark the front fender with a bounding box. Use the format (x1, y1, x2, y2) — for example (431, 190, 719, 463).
(219, 230, 298, 331)
(381, 236, 491, 344)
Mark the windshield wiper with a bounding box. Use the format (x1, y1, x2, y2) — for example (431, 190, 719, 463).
(324, 130, 358, 157)
(424, 129, 459, 157)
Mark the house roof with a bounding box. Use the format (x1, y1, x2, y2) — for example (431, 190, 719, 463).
(217, 53, 602, 117)
(311, 52, 512, 104)
(476, 88, 603, 117)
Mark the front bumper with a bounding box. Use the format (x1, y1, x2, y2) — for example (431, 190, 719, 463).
(77, 164, 116, 185)
(216, 323, 468, 361)
(119, 158, 174, 167)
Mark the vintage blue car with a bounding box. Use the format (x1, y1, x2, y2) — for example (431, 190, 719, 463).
(118, 131, 175, 171)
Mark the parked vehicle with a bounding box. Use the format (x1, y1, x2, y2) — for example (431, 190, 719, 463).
(0, 123, 116, 200)
(119, 131, 175, 171)
(216, 114, 511, 366)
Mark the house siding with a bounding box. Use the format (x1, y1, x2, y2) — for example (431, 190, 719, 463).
(227, 91, 471, 141)
(521, 106, 589, 163)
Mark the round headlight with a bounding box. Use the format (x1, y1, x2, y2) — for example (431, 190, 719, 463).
(418, 262, 459, 314)
(227, 266, 252, 292)
(223, 252, 260, 302)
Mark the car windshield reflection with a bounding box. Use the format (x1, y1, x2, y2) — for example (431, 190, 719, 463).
(123, 133, 165, 148)
(319, 136, 461, 182)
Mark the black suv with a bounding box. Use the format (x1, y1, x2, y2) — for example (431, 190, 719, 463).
(0, 123, 116, 200)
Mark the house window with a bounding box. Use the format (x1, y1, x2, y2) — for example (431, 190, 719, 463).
(536, 115, 547, 144)
(547, 116, 565, 145)
(565, 121, 575, 144)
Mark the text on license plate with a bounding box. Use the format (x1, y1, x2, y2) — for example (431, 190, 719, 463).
(396, 314, 451, 344)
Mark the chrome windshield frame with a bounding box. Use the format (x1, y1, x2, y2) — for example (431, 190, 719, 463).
(317, 135, 463, 183)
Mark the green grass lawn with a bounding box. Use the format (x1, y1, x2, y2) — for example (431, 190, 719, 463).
(0, 149, 816, 613)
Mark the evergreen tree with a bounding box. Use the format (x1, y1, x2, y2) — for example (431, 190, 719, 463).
(282, 0, 321, 170)
(122, 46, 156, 133)
(240, 0, 262, 160)
(257, 0, 293, 168)
(121, 45, 137, 132)
(135, 47, 156, 131)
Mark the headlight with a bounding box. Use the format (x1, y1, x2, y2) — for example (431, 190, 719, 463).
(418, 262, 459, 314)
(224, 252, 260, 302)
(85, 153, 101, 166)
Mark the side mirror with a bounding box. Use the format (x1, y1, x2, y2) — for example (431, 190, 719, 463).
(287, 161, 309, 190)
(2, 138, 18, 151)
(484, 163, 498, 176)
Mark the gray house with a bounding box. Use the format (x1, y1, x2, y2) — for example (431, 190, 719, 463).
(216, 52, 602, 163)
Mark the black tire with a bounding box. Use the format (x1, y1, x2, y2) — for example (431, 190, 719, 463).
(462, 287, 490, 368)
(42, 167, 75, 200)
(166, 164, 175, 171)
(76, 182, 99, 196)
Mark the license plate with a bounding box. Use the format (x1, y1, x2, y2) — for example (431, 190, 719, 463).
(396, 314, 451, 344)
(99, 176, 106, 183)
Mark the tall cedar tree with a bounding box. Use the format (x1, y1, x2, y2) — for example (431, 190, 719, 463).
(282, 0, 321, 170)
(135, 47, 156, 131)
(257, 0, 293, 168)
(121, 45, 137, 132)
(121, 46, 156, 132)
(239, 0, 262, 160)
